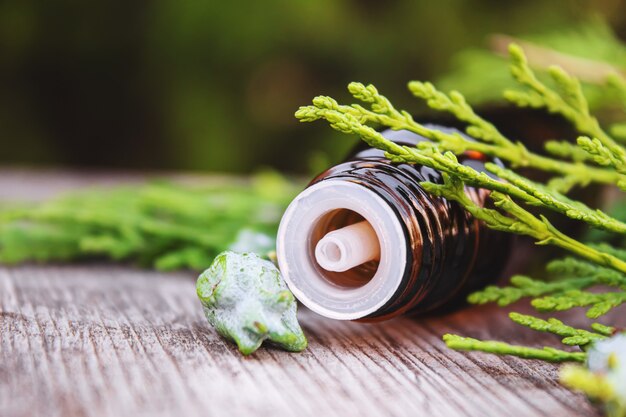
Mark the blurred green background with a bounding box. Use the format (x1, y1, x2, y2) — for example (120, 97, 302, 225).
(1, 0, 625, 174)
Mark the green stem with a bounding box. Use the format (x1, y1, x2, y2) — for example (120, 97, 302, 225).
(443, 334, 587, 362)
(547, 226, 626, 274)
(522, 152, 621, 184)
(400, 119, 624, 185)
(452, 190, 626, 275)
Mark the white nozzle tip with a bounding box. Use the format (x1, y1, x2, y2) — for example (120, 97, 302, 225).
(314, 220, 380, 272)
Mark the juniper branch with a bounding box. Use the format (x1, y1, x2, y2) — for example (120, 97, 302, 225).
(298, 99, 626, 274)
(590, 322, 617, 336)
(547, 257, 626, 287)
(484, 163, 626, 233)
(588, 242, 626, 261)
(506, 44, 626, 174)
(298, 44, 626, 396)
(544, 140, 598, 163)
(533, 290, 626, 318)
(508, 312, 607, 347)
(297, 44, 626, 277)
(419, 168, 626, 273)
(0, 173, 299, 270)
(443, 334, 586, 362)
(468, 274, 596, 306)
(409, 80, 625, 189)
(469, 257, 626, 316)
(298, 83, 625, 190)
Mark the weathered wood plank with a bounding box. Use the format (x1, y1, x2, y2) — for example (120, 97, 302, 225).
(0, 170, 620, 417)
(0, 264, 613, 417)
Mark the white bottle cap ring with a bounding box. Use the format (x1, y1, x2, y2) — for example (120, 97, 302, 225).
(276, 179, 409, 320)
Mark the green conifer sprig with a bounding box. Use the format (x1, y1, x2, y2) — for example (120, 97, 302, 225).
(298, 81, 625, 190)
(467, 274, 596, 306)
(443, 313, 614, 362)
(508, 313, 607, 346)
(510, 48, 620, 138)
(505, 45, 626, 175)
(533, 290, 626, 318)
(577, 136, 625, 168)
(470, 257, 626, 309)
(547, 256, 609, 275)
(298, 108, 626, 269)
(0, 172, 299, 269)
(415, 167, 626, 273)
(298, 43, 626, 410)
(409, 75, 626, 190)
(443, 313, 617, 363)
(545, 139, 598, 163)
(590, 322, 617, 336)
(589, 242, 626, 261)
(442, 334, 587, 362)
(297, 44, 626, 319)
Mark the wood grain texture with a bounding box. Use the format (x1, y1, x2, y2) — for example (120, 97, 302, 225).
(0, 170, 621, 417)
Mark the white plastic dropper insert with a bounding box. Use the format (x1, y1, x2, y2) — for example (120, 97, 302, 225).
(314, 221, 381, 272)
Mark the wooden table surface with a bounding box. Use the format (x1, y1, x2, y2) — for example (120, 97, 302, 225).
(0, 170, 620, 417)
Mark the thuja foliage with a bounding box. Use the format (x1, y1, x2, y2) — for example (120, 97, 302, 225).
(297, 44, 625, 415)
(0, 171, 299, 270)
(436, 19, 626, 112)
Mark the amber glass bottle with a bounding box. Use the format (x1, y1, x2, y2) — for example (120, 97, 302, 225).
(276, 126, 511, 321)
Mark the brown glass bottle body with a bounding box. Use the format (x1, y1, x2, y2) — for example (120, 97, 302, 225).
(276, 127, 511, 322)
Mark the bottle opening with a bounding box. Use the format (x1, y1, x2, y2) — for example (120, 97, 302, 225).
(309, 210, 380, 288)
(318, 240, 342, 263)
